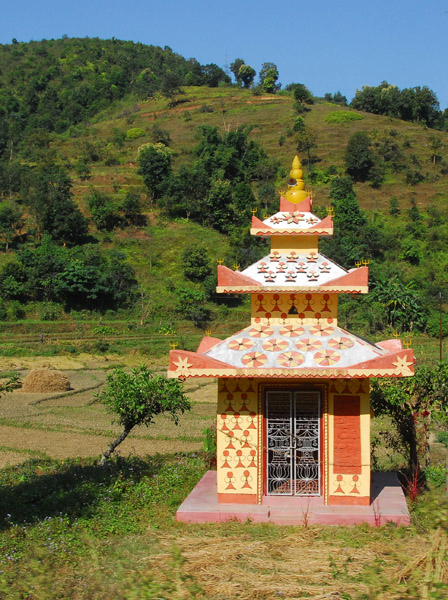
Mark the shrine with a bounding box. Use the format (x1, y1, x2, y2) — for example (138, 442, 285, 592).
(168, 156, 414, 525)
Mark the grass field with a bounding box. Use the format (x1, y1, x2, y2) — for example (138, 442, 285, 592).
(0, 357, 447, 598)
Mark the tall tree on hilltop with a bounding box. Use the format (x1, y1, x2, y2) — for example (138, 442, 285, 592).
(230, 58, 245, 85)
(238, 64, 256, 88)
(259, 62, 280, 94)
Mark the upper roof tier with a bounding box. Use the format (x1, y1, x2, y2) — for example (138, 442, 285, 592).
(250, 196, 333, 237)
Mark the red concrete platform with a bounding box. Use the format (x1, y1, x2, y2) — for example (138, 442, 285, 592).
(176, 471, 410, 526)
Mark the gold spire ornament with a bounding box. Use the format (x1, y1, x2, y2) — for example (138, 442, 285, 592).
(284, 155, 309, 204)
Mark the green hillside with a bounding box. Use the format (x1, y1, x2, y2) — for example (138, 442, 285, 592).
(1, 38, 448, 364)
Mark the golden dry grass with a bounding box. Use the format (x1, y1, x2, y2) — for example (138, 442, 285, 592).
(0, 368, 216, 467)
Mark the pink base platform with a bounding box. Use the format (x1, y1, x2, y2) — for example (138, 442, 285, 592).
(176, 471, 410, 526)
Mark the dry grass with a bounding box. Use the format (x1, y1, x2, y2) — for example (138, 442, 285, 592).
(80, 524, 445, 600)
(20, 369, 71, 393)
(0, 367, 215, 468)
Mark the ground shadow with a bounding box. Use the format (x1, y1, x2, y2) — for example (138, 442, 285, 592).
(0, 455, 165, 530)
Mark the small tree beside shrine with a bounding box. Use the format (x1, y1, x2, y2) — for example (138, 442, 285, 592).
(97, 366, 191, 464)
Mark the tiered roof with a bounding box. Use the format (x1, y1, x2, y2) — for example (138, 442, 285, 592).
(167, 156, 414, 380)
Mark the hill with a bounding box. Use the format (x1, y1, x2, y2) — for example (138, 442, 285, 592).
(1, 39, 448, 362)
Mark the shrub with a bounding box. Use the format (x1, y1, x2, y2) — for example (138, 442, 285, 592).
(125, 127, 146, 141)
(325, 111, 364, 124)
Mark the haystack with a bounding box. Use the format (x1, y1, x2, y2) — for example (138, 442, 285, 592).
(21, 369, 71, 393)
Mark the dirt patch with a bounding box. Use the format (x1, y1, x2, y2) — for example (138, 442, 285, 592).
(20, 370, 71, 393)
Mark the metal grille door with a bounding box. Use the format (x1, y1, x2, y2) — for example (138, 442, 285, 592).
(266, 391, 320, 496)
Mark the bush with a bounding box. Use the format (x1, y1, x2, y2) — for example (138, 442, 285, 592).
(125, 127, 146, 141)
(325, 111, 364, 124)
(426, 310, 448, 338)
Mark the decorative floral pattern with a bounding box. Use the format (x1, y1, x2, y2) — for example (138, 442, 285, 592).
(241, 352, 268, 367)
(248, 325, 274, 338)
(313, 349, 341, 366)
(309, 324, 335, 337)
(228, 338, 254, 351)
(262, 338, 289, 352)
(328, 337, 354, 350)
(277, 351, 305, 367)
(279, 324, 305, 337)
(295, 338, 322, 352)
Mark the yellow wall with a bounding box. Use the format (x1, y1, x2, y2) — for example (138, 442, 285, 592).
(216, 379, 260, 497)
(216, 377, 371, 504)
(270, 236, 318, 254)
(250, 293, 338, 325)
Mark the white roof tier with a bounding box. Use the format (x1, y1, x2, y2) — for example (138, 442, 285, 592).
(203, 322, 386, 370)
(241, 252, 347, 287)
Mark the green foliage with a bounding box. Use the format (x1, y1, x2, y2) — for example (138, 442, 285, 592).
(0, 37, 228, 146)
(238, 64, 256, 88)
(30, 164, 89, 246)
(125, 127, 146, 141)
(424, 464, 445, 487)
(259, 62, 280, 94)
(389, 196, 400, 216)
(345, 131, 374, 181)
(97, 365, 191, 432)
(351, 82, 441, 128)
(426, 310, 448, 338)
(182, 245, 212, 282)
(325, 111, 364, 124)
(2, 237, 137, 310)
(150, 122, 171, 146)
(321, 176, 383, 268)
(0, 200, 22, 250)
(87, 189, 121, 231)
(370, 277, 427, 331)
(138, 143, 173, 200)
(324, 91, 348, 106)
(371, 362, 448, 470)
(176, 286, 211, 328)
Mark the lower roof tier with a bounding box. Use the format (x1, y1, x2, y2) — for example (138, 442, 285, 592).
(168, 323, 414, 379)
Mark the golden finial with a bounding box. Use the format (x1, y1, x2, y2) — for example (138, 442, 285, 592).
(216, 258, 224, 265)
(169, 341, 178, 350)
(403, 337, 413, 349)
(362, 259, 370, 266)
(205, 329, 212, 336)
(250, 208, 258, 216)
(392, 330, 401, 339)
(285, 155, 308, 204)
(233, 264, 240, 271)
(326, 206, 335, 217)
(277, 187, 286, 197)
(355, 260, 362, 268)
(262, 214, 269, 220)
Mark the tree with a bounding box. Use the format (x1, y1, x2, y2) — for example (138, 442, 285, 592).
(296, 130, 317, 166)
(259, 62, 280, 94)
(0, 201, 22, 250)
(97, 366, 191, 464)
(238, 64, 256, 88)
(371, 362, 448, 471)
(30, 165, 89, 245)
(87, 189, 120, 231)
(291, 84, 314, 113)
(182, 244, 212, 282)
(201, 64, 230, 87)
(138, 143, 172, 201)
(345, 131, 374, 182)
(230, 58, 245, 85)
(428, 134, 443, 166)
(370, 276, 426, 331)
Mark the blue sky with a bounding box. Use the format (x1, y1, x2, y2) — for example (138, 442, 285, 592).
(1, 0, 448, 108)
